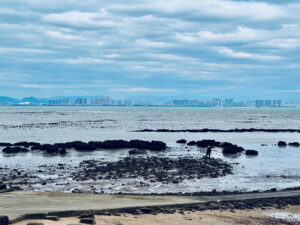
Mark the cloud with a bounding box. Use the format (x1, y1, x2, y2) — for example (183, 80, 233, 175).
(1, 0, 300, 99)
(135, 39, 172, 48)
(42, 10, 118, 28)
(46, 30, 84, 40)
(217, 47, 283, 61)
(175, 26, 266, 44)
(0, 47, 53, 54)
(109, 87, 175, 93)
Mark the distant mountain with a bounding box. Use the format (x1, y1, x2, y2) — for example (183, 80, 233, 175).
(20, 97, 49, 104)
(0, 96, 19, 104)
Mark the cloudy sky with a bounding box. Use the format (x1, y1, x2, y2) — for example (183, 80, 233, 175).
(0, 0, 300, 99)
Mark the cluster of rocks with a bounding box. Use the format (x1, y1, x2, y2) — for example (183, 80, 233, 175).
(72, 156, 233, 184)
(0, 140, 167, 154)
(177, 139, 258, 155)
(278, 141, 300, 147)
(137, 128, 300, 133)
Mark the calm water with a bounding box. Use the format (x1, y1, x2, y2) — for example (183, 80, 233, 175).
(0, 106, 300, 193)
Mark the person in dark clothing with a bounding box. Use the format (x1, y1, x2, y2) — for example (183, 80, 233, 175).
(206, 146, 212, 159)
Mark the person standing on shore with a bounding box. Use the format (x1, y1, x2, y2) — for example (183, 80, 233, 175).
(206, 146, 212, 159)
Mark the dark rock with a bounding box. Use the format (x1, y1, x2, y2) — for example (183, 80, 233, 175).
(73, 142, 96, 151)
(128, 149, 146, 155)
(0, 143, 12, 147)
(45, 216, 60, 221)
(79, 218, 95, 224)
(278, 141, 287, 147)
(0, 216, 9, 225)
(14, 142, 30, 147)
(140, 208, 155, 214)
(288, 142, 300, 147)
(31, 143, 41, 150)
(0, 183, 7, 190)
(176, 139, 187, 144)
(40, 144, 60, 154)
(197, 140, 220, 148)
(27, 223, 44, 225)
(100, 140, 131, 149)
(223, 146, 240, 154)
(149, 141, 167, 151)
(79, 214, 95, 219)
(2, 147, 29, 154)
(245, 150, 258, 155)
(187, 141, 196, 146)
(59, 148, 67, 154)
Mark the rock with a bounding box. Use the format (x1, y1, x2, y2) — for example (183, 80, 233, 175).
(197, 140, 220, 148)
(128, 149, 146, 155)
(31, 143, 41, 150)
(40, 144, 60, 154)
(0, 143, 12, 147)
(59, 148, 67, 154)
(223, 147, 240, 154)
(100, 140, 131, 149)
(288, 142, 300, 147)
(140, 208, 155, 214)
(79, 218, 95, 224)
(176, 139, 187, 144)
(79, 214, 95, 219)
(14, 142, 30, 147)
(0, 216, 9, 225)
(245, 150, 258, 155)
(278, 141, 287, 147)
(45, 216, 60, 221)
(2, 147, 29, 154)
(149, 141, 167, 151)
(27, 223, 44, 225)
(187, 141, 196, 146)
(0, 183, 7, 190)
(74, 142, 96, 151)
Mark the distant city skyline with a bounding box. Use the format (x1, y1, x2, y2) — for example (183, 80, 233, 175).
(2, 95, 300, 107)
(1, 0, 300, 99)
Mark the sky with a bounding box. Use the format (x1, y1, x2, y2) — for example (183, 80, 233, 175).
(0, 0, 300, 100)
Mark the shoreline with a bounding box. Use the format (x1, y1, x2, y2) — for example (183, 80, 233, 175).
(2, 190, 300, 224)
(12, 206, 300, 225)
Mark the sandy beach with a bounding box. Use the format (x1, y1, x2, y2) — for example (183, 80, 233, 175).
(13, 205, 300, 225)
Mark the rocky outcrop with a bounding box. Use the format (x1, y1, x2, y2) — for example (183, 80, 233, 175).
(128, 149, 146, 155)
(2, 147, 29, 154)
(245, 150, 258, 155)
(1, 140, 167, 155)
(0, 216, 9, 225)
(72, 157, 233, 184)
(278, 141, 287, 147)
(176, 139, 187, 144)
(288, 142, 300, 147)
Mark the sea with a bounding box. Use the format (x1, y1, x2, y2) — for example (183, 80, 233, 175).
(0, 106, 300, 194)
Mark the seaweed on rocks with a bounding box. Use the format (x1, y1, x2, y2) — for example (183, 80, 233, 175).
(2, 147, 29, 154)
(72, 157, 233, 184)
(0, 140, 167, 155)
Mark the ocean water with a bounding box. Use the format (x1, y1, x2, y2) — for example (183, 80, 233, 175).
(0, 106, 300, 193)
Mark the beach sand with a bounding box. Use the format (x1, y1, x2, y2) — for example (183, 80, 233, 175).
(14, 205, 300, 225)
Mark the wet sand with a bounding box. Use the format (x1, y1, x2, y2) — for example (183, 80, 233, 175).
(13, 205, 300, 225)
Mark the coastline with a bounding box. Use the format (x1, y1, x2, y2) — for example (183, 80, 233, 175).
(2, 190, 300, 224)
